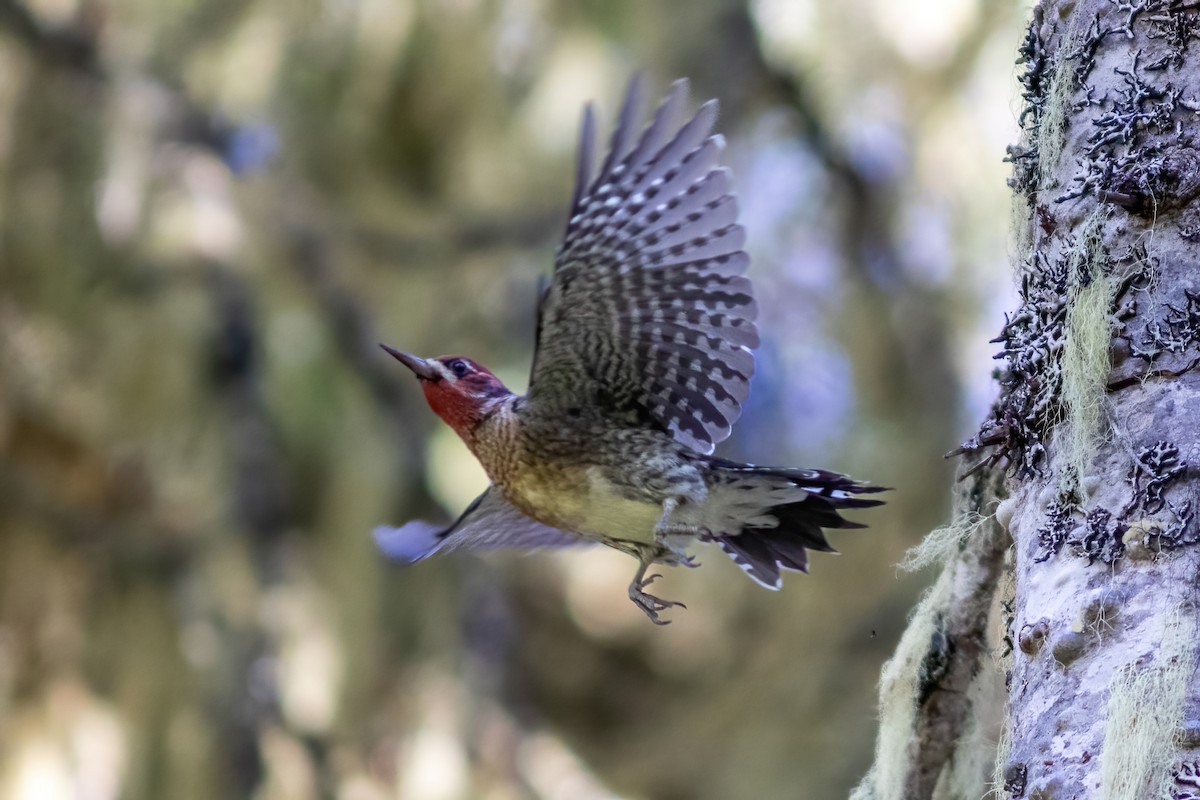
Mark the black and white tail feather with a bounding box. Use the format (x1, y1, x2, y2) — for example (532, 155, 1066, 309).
(702, 460, 886, 590)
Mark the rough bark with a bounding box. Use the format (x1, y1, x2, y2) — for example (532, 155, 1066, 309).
(855, 0, 1200, 797)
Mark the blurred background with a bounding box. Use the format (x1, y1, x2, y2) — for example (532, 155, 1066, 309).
(0, 0, 1028, 797)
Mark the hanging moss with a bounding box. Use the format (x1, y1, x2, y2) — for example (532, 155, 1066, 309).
(1100, 607, 1196, 799)
(900, 512, 992, 573)
(851, 569, 955, 800)
(989, 701, 1014, 799)
(1058, 207, 1114, 492)
(1035, 24, 1081, 189)
(1009, 192, 1035, 278)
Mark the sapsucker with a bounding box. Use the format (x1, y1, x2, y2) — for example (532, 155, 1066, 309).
(376, 76, 886, 624)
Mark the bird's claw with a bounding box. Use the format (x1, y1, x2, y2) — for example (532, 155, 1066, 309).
(629, 574, 686, 625)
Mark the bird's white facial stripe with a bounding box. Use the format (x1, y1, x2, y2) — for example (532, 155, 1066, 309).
(430, 362, 456, 383)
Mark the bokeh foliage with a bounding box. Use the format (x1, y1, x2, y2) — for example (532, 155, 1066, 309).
(0, 0, 1024, 797)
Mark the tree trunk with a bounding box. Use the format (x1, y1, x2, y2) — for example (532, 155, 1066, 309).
(854, 0, 1200, 797)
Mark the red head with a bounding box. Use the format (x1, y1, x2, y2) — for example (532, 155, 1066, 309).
(380, 346, 512, 438)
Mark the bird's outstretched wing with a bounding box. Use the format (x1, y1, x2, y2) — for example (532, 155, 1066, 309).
(374, 486, 587, 563)
(528, 76, 757, 455)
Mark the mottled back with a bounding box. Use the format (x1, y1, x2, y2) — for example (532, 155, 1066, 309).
(527, 77, 758, 454)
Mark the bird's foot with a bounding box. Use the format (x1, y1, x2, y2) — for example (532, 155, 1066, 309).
(655, 497, 709, 545)
(628, 572, 686, 625)
(654, 522, 710, 540)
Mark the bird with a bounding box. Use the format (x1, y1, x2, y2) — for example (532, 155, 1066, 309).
(375, 76, 885, 624)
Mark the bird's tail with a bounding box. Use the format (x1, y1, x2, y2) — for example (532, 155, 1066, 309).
(701, 458, 886, 589)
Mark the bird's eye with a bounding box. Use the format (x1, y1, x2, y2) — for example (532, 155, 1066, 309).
(447, 359, 470, 377)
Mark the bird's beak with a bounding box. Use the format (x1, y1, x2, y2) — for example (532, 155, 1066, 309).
(380, 345, 438, 380)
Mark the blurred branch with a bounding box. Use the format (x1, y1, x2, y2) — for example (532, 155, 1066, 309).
(904, 467, 1009, 796)
(204, 266, 285, 794)
(285, 223, 439, 515)
(0, 0, 101, 74)
(287, 227, 406, 419)
(349, 209, 563, 268)
(208, 268, 291, 545)
(920, 0, 1022, 101)
(150, 0, 251, 77)
(206, 264, 359, 798)
(0, 435, 192, 576)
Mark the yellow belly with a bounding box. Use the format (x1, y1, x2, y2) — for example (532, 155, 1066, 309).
(511, 467, 662, 545)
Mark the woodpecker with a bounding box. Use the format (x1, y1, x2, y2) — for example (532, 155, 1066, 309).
(376, 77, 885, 624)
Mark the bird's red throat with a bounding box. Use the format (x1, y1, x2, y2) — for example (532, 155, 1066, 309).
(422, 381, 490, 439)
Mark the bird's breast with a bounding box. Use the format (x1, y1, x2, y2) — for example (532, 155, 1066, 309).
(507, 466, 663, 546)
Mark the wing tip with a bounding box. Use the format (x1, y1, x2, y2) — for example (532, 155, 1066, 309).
(669, 77, 690, 102)
(570, 102, 598, 211)
(691, 99, 715, 136)
(373, 523, 441, 564)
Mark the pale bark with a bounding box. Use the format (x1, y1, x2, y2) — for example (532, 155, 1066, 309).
(855, 0, 1200, 797)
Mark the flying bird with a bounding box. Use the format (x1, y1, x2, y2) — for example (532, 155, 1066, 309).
(376, 77, 885, 624)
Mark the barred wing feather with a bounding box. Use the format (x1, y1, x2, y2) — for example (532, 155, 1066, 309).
(529, 77, 757, 454)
